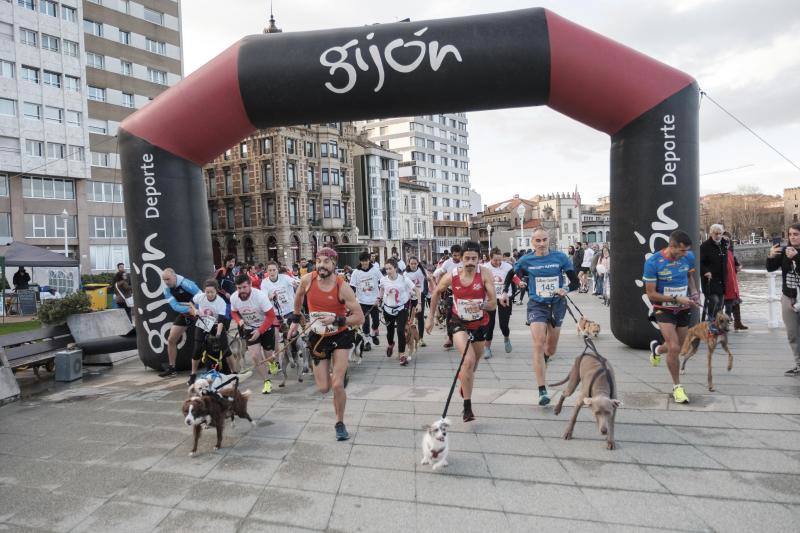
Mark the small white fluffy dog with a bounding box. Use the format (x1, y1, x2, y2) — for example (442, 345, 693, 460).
(421, 418, 450, 470)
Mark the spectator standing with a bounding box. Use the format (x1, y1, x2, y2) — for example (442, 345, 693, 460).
(12, 267, 30, 290)
(767, 223, 800, 375)
(579, 243, 594, 293)
(700, 224, 728, 320)
(722, 231, 747, 329)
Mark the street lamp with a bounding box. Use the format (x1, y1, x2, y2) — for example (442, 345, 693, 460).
(486, 223, 492, 252)
(516, 204, 526, 249)
(60, 209, 69, 258)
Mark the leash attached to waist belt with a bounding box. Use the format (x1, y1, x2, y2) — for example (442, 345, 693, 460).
(441, 333, 474, 420)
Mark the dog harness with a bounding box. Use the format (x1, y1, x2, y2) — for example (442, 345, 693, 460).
(707, 321, 722, 337)
(430, 447, 445, 459)
(580, 338, 616, 400)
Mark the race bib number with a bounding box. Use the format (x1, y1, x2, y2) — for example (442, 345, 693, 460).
(662, 285, 687, 307)
(359, 279, 375, 294)
(240, 309, 262, 328)
(535, 276, 559, 298)
(455, 298, 483, 321)
(493, 275, 504, 296)
(195, 313, 217, 333)
(309, 312, 338, 335)
(274, 288, 291, 307)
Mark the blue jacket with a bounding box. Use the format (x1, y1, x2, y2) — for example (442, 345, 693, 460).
(163, 275, 200, 314)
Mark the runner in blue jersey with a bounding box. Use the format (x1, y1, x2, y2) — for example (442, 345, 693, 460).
(514, 227, 580, 406)
(643, 230, 702, 404)
(159, 268, 201, 377)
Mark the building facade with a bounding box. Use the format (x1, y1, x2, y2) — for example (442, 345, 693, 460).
(399, 177, 433, 263)
(785, 187, 800, 227)
(534, 192, 581, 250)
(204, 124, 358, 267)
(0, 0, 183, 274)
(358, 113, 472, 252)
(581, 204, 610, 244)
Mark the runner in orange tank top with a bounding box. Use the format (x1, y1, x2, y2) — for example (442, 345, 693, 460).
(426, 241, 497, 422)
(289, 247, 364, 441)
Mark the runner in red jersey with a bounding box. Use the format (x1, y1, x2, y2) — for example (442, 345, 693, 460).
(426, 241, 497, 422)
(289, 247, 364, 441)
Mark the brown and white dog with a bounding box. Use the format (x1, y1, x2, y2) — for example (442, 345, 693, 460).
(405, 315, 420, 360)
(680, 311, 733, 392)
(551, 352, 621, 450)
(576, 316, 601, 338)
(182, 386, 254, 456)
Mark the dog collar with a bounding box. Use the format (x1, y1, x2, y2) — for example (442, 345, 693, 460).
(708, 321, 721, 336)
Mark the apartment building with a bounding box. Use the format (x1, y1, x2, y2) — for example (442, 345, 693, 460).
(204, 123, 358, 267)
(0, 0, 182, 274)
(398, 176, 433, 263)
(358, 113, 472, 252)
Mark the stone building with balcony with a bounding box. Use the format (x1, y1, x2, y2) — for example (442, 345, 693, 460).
(399, 177, 433, 263)
(204, 123, 358, 267)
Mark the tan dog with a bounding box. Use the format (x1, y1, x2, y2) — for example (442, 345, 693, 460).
(405, 315, 419, 359)
(576, 316, 601, 338)
(680, 311, 733, 392)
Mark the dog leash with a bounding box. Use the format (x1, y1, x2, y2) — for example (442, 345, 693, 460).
(441, 333, 474, 420)
(239, 316, 320, 373)
(564, 293, 585, 318)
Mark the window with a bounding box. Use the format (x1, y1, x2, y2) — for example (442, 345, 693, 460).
(24, 214, 77, 238)
(84, 20, 103, 37)
(20, 28, 37, 47)
(90, 245, 129, 272)
(146, 38, 166, 55)
(87, 181, 123, 203)
(329, 141, 338, 157)
(0, 23, 11, 42)
(86, 52, 104, 69)
(46, 142, 66, 159)
(321, 168, 329, 185)
(331, 169, 339, 186)
(122, 92, 134, 108)
(147, 68, 167, 85)
(260, 137, 271, 154)
(287, 162, 296, 188)
(242, 200, 251, 227)
(210, 207, 218, 229)
(262, 162, 273, 189)
(309, 199, 317, 222)
(285, 138, 295, 155)
(23, 102, 41, 120)
(0, 175, 7, 197)
(63, 40, 79, 57)
(143, 7, 164, 25)
(91, 151, 110, 167)
(88, 119, 107, 134)
(87, 86, 106, 101)
(122, 0, 131, 13)
(118, 31, 130, 45)
(306, 166, 315, 190)
(223, 168, 232, 194)
(0, 60, 13, 78)
(44, 106, 63, 123)
(61, 5, 77, 22)
(239, 142, 247, 157)
(265, 198, 275, 225)
(206, 170, 216, 197)
(288, 198, 297, 225)
(226, 205, 234, 229)
(18, 0, 35, 11)
(43, 71, 61, 88)
(320, 142, 328, 157)
(22, 177, 75, 199)
(67, 146, 84, 161)
(0, 98, 16, 117)
(323, 199, 331, 218)
(240, 164, 248, 192)
(42, 34, 59, 52)
(118, 60, 131, 76)
(65, 75, 81, 92)
(90, 216, 126, 238)
(304, 141, 315, 157)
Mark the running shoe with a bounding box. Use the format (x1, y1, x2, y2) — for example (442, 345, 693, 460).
(158, 366, 176, 378)
(785, 366, 800, 376)
(363, 342, 372, 352)
(672, 385, 689, 404)
(335, 421, 350, 441)
(399, 355, 408, 366)
(484, 346, 493, 360)
(386, 344, 394, 357)
(462, 405, 476, 422)
(443, 340, 453, 350)
(262, 379, 272, 394)
(186, 373, 196, 386)
(504, 338, 512, 353)
(420, 339, 427, 347)
(538, 390, 551, 406)
(649, 340, 662, 367)
(371, 334, 380, 346)
(268, 361, 280, 375)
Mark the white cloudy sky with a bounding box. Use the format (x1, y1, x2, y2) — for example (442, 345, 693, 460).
(181, 0, 800, 206)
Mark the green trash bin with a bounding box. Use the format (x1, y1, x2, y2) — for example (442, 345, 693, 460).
(84, 283, 109, 311)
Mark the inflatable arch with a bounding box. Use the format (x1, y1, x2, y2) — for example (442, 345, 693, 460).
(119, 8, 698, 369)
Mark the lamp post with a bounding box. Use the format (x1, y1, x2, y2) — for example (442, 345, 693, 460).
(486, 223, 492, 252)
(60, 209, 69, 258)
(516, 204, 526, 249)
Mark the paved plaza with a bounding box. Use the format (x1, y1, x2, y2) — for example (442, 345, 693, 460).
(2, 293, 800, 532)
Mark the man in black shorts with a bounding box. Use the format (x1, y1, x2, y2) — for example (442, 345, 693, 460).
(159, 268, 201, 377)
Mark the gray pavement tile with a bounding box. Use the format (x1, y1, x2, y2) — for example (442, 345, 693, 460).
(327, 494, 415, 533)
(506, 513, 611, 533)
(414, 429, 483, 452)
(485, 454, 570, 484)
(416, 472, 504, 510)
(614, 423, 688, 444)
(339, 466, 415, 501)
(530, 419, 601, 439)
(0, 484, 105, 532)
(360, 411, 417, 429)
(205, 455, 281, 485)
(269, 459, 345, 493)
(743, 428, 800, 451)
(364, 399, 415, 413)
(284, 440, 352, 466)
(735, 395, 800, 414)
(622, 442, 724, 468)
(177, 479, 261, 518)
(561, 459, 666, 492)
(248, 486, 335, 530)
(672, 426, 765, 448)
(579, 488, 708, 530)
(741, 471, 800, 504)
(124, 427, 189, 449)
(651, 410, 734, 428)
(97, 445, 171, 470)
(477, 433, 553, 457)
(71, 500, 172, 533)
(264, 407, 316, 423)
(0, 456, 79, 491)
(116, 471, 195, 507)
(353, 427, 415, 448)
(646, 465, 800, 503)
(248, 419, 306, 440)
(677, 496, 798, 532)
(495, 479, 599, 520)
(698, 445, 800, 474)
(543, 437, 638, 463)
(56, 464, 141, 498)
(416, 502, 510, 532)
(347, 444, 417, 471)
(150, 446, 224, 477)
(419, 450, 492, 477)
(297, 423, 348, 443)
(469, 417, 539, 437)
(228, 436, 294, 459)
(153, 509, 241, 533)
(74, 423, 146, 445)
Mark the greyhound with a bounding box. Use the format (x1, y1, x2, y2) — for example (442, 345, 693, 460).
(550, 339, 621, 450)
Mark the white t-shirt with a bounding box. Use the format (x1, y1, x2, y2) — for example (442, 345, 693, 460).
(581, 248, 595, 268)
(487, 261, 513, 298)
(435, 258, 461, 278)
(261, 274, 297, 316)
(396, 259, 406, 272)
(379, 274, 416, 312)
(404, 268, 426, 299)
(350, 265, 383, 305)
(230, 287, 273, 329)
(192, 292, 228, 332)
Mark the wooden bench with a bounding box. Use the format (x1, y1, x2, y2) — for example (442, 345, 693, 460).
(0, 325, 75, 377)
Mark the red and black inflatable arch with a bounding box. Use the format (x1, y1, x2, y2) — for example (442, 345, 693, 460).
(120, 8, 698, 369)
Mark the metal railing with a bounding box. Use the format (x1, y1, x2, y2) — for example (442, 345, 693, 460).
(741, 269, 782, 328)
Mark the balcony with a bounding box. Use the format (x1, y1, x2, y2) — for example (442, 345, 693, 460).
(322, 218, 344, 230)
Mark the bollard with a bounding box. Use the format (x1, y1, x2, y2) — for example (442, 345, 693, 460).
(767, 271, 782, 329)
